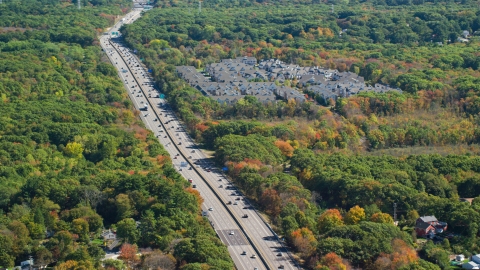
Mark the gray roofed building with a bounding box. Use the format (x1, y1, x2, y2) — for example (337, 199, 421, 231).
(178, 57, 397, 106)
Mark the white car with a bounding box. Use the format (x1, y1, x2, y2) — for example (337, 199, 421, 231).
(229, 231, 234, 235)
(208, 207, 213, 211)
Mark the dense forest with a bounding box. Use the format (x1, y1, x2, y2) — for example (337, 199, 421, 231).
(0, 0, 233, 269)
(122, 0, 480, 268)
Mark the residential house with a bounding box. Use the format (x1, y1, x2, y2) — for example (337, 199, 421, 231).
(102, 230, 117, 240)
(463, 262, 480, 270)
(415, 216, 448, 237)
(236, 56, 257, 65)
(415, 221, 436, 238)
(472, 254, 480, 264)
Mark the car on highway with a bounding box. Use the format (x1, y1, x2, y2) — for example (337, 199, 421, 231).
(243, 214, 248, 218)
(188, 178, 193, 183)
(251, 254, 256, 259)
(233, 202, 238, 205)
(229, 231, 234, 235)
(277, 252, 282, 256)
(241, 251, 246, 255)
(208, 207, 213, 211)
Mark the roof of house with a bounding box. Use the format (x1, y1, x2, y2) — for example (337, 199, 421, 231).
(463, 261, 480, 269)
(416, 222, 434, 230)
(419, 216, 438, 223)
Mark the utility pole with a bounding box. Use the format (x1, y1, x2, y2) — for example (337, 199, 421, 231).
(393, 202, 397, 222)
(78, 0, 81, 9)
(331, 4, 334, 14)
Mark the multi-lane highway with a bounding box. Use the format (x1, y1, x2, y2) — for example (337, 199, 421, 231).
(100, 8, 300, 270)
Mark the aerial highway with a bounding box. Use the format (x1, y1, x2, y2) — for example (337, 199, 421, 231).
(100, 7, 300, 270)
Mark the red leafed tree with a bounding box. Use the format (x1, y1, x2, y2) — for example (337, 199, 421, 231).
(259, 189, 282, 217)
(119, 243, 139, 268)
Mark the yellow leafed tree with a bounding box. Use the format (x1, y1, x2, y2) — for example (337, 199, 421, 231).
(64, 142, 83, 158)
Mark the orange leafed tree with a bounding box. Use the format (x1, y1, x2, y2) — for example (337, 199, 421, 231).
(317, 209, 344, 234)
(119, 243, 139, 268)
(316, 252, 348, 270)
(185, 187, 204, 207)
(290, 228, 318, 259)
(275, 140, 294, 157)
(373, 239, 418, 269)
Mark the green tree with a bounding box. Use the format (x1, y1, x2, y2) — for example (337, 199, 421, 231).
(117, 218, 139, 244)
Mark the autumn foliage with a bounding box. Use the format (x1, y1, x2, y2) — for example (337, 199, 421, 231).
(370, 213, 394, 224)
(185, 187, 204, 207)
(316, 253, 349, 270)
(275, 140, 294, 157)
(290, 228, 318, 259)
(317, 209, 344, 234)
(373, 239, 418, 269)
(119, 243, 139, 268)
(259, 189, 282, 217)
(345, 205, 366, 225)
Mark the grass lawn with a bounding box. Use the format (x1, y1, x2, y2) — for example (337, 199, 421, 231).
(91, 239, 104, 245)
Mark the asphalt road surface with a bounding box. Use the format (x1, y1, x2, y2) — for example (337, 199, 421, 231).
(99, 8, 300, 270)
